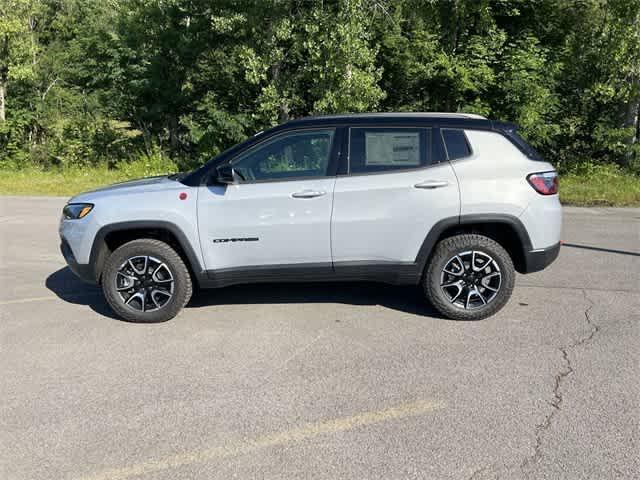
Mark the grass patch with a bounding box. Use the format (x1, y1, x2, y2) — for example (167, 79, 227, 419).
(0, 153, 177, 197)
(559, 163, 640, 207)
(1, 161, 639, 206)
(0, 167, 143, 196)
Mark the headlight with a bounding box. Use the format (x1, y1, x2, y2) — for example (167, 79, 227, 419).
(62, 203, 94, 220)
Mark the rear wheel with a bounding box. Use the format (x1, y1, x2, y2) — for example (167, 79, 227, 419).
(102, 239, 192, 322)
(423, 234, 515, 320)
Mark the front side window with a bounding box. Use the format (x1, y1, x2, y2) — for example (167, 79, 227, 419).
(349, 128, 429, 173)
(441, 129, 471, 160)
(232, 129, 335, 182)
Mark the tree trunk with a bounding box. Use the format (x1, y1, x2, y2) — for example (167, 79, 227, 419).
(0, 80, 6, 122)
(0, 33, 7, 122)
(624, 76, 639, 136)
(269, 60, 289, 123)
(636, 104, 640, 148)
(168, 114, 179, 150)
(623, 74, 640, 165)
(278, 100, 289, 123)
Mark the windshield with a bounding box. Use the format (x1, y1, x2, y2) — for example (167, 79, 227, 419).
(178, 130, 269, 186)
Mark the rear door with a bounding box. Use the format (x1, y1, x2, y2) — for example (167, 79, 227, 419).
(197, 128, 338, 272)
(331, 126, 460, 267)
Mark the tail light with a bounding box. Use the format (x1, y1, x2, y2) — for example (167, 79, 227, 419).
(527, 171, 558, 195)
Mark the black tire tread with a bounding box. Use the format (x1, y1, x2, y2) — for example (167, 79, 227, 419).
(423, 234, 515, 321)
(102, 239, 192, 323)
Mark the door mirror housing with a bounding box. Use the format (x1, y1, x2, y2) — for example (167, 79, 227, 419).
(215, 164, 238, 184)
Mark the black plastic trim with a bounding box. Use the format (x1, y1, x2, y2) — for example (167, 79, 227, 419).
(332, 261, 419, 284)
(84, 221, 206, 285)
(459, 214, 533, 251)
(60, 239, 96, 284)
(203, 261, 420, 288)
(336, 126, 349, 175)
(414, 216, 461, 273)
(204, 263, 334, 288)
(523, 242, 561, 273)
(412, 213, 534, 273)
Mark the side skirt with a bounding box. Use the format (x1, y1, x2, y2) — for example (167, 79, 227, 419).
(202, 262, 422, 289)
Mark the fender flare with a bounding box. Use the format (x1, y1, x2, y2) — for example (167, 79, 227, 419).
(88, 220, 205, 283)
(414, 213, 533, 273)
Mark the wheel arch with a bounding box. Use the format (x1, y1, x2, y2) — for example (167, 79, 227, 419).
(416, 214, 533, 274)
(89, 221, 204, 284)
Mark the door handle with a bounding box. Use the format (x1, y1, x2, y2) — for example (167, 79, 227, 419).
(414, 180, 450, 189)
(291, 189, 326, 199)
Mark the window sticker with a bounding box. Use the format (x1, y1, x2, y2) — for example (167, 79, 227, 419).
(364, 132, 420, 166)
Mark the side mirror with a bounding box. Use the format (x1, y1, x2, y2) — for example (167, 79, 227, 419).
(215, 164, 238, 184)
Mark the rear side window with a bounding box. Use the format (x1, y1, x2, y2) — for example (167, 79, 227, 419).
(349, 128, 429, 173)
(442, 129, 471, 160)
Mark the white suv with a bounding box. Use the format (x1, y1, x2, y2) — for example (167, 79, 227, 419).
(59, 113, 561, 322)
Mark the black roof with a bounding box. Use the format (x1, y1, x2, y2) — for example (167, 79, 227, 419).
(256, 112, 506, 133)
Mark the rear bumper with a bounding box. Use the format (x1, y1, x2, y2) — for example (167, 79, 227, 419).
(60, 238, 98, 284)
(522, 242, 561, 273)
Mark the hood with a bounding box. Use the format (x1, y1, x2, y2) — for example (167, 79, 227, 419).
(86, 175, 170, 193)
(68, 175, 180, 203)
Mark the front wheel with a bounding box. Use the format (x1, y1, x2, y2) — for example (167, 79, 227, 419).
(102, 239, 192, 322)
(423, 234, 515, 320)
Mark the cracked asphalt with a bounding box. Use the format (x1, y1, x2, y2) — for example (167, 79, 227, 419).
(1, 197, 639, 480)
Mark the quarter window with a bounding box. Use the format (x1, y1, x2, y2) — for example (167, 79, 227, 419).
(232, 129, 335, 182)
(349, 128, 429, 173)
(441, 129, 471, 160)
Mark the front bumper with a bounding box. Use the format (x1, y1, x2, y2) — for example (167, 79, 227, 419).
(522, 242, 561, 273)
(60, 238, 98, 284)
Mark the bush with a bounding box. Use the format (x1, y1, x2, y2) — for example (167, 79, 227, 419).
(115, 149, 178, 178)
(560, 162, 640, 206)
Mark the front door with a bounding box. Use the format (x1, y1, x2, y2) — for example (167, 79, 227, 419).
(197, 128, 338, 273)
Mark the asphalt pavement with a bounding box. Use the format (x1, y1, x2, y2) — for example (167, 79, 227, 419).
(1, 197, 638, 479)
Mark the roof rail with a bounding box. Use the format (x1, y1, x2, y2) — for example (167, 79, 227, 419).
(300, 112, 488, 121)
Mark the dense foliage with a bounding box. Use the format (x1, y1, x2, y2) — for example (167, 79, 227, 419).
(1, 0, 638, 172)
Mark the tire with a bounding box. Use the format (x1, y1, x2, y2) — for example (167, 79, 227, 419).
(423, 234, 515, 321)
(102, 239, 192, 322)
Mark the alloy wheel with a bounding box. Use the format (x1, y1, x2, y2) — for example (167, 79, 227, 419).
(440, 250, 502, 310)
(115, 256, 174, 312)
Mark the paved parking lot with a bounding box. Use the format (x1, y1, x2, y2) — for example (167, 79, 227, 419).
(1, 196, 639, 479)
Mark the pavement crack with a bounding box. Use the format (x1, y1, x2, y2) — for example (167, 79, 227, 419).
(521, 290, 599, 476)
(579, 289, 599, 346)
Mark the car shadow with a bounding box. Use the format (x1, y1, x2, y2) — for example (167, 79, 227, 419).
(561, 242, 640, 257)
(45, 267, 445, 322)
(45, 267, 121, 320)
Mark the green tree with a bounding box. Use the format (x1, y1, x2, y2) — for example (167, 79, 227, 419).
(0, 0, 638, 171)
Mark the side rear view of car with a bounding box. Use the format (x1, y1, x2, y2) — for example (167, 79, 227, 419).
(59, 113, 561, 322)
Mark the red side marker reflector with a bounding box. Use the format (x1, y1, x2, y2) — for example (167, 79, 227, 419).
(179, 192, 187, 200)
